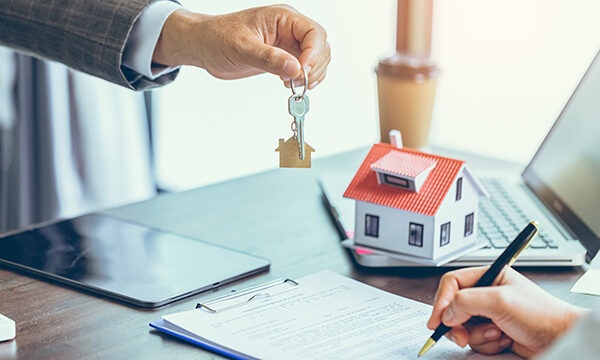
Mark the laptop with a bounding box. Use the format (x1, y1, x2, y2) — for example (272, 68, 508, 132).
(323, 49, 600, 267)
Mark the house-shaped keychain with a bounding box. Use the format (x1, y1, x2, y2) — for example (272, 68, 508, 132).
(343, 131, 489, 265)
(275, 137, 315, 168)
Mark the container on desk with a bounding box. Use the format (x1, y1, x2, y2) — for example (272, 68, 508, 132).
(376, 55, 439, 147)
(377, 0, 440, 148)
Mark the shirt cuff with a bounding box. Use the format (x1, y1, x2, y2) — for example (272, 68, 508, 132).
(122, 1, 182, 80)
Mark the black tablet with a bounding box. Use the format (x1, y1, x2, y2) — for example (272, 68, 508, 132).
(0, 214, 270, 307)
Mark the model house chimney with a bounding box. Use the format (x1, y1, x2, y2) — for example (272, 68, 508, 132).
(389, 130, 403, 148)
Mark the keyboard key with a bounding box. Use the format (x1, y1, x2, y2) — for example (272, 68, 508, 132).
(484, 228, 501, 236)
(479, 220, 494, 227)
(488, 237, 508, 249)
(541, 237, 559, 249)
(529, 239, 548, 249)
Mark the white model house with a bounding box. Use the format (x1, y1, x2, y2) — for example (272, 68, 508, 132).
(343, 142, 488, 261)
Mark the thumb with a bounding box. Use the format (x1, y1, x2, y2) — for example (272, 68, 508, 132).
(246, 42, 301, 79)
(441, 287, 505, 327)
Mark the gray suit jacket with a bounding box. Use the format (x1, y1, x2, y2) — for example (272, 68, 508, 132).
(0, 0, 178, 90)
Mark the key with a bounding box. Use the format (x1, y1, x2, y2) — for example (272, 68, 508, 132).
(288, 94, 309, 160)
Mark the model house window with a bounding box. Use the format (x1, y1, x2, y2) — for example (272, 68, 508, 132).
(440, 222, 451, 247)
(383, 174, 409, 188)
(464, 213, 474, 237)
(456, 177, 463, 201)
(365, 214, 380, 238)
(408, 223, 423, 247)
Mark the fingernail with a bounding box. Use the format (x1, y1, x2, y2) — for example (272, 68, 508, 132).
(283, 60, 299, 77)
(305, 66, 312, 74)
(442, 307, 454, 323)
(483, 328, 500, 339)
(499, 337, 512, 347)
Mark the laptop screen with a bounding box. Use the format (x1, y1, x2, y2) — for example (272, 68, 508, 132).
(523, 50, 600, 260)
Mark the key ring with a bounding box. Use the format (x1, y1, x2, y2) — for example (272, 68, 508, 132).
(290, 120, 298, 139)
(290, 66, 308, 98)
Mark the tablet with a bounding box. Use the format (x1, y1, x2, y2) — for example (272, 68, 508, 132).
(0, 214, 270, 307)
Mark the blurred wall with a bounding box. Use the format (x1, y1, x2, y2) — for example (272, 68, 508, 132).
(154, 0, 600, 191)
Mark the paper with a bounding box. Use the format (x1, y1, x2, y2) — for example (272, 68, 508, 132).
(571, 256, 600, 296)
(162, 270, 519, 360)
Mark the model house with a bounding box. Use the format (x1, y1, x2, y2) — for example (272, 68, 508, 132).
(343, 141, 488, 261)
(275, 137, 315, 168)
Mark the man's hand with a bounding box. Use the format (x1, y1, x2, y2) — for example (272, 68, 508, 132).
(427, 266, 589, 358)
(153, 5, 330, 89)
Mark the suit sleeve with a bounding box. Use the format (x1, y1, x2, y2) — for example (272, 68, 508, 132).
(0, 0, 179, 91)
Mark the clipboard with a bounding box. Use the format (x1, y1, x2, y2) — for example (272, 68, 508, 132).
(150, 270, 520, 360)
(149, 278, 300, 359)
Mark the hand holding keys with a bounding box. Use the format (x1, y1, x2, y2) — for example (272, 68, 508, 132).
(276, 66, 315, 168)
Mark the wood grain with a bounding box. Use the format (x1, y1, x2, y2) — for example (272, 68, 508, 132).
(0, 147, 596, 359)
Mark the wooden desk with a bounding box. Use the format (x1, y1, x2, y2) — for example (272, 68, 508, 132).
(0, 148, 597, 359)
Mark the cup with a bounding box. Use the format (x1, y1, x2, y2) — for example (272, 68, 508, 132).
(376, 54, 439, 148)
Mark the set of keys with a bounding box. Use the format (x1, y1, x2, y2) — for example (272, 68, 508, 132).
(275, 66, 315, 168)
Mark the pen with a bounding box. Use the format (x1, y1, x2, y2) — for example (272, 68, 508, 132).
(317, 180, 348, 241)
(418, 220, 539, 357)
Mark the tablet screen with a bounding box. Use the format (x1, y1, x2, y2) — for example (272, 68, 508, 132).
(0, 214, 269, 307)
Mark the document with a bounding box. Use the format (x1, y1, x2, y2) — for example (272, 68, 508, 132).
(571, 255, 600, 296)
(159, 270, 519, 360)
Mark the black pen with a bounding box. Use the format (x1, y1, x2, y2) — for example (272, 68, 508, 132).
(418, 220, 539, 357)
(317, 180, 348, 241)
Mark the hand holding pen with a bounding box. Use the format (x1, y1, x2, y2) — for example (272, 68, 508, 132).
(420, 222, 589, 358)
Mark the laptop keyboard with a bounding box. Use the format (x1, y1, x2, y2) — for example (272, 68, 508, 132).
(478, 179, 557, 250)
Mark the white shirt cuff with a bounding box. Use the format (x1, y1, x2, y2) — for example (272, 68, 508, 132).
(122, 1, 182, 80)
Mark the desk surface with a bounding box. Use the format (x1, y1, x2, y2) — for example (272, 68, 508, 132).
(1, 147, 598, 360)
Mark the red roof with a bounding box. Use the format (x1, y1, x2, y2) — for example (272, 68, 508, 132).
(371, 150, 436, 178)
(343, 143, 465, 216)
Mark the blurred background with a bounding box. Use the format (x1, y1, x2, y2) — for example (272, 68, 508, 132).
(153, 0, 600, 191)
(3, 0, 600, 233)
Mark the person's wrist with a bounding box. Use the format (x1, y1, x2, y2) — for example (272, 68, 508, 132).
(563, 305, 590, 330)
(153, 9, 208, 67)
(552, 304, 590, 342)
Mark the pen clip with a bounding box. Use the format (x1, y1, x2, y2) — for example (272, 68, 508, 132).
(508, 220, 539, 266)
(196, 278, 299, 313)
